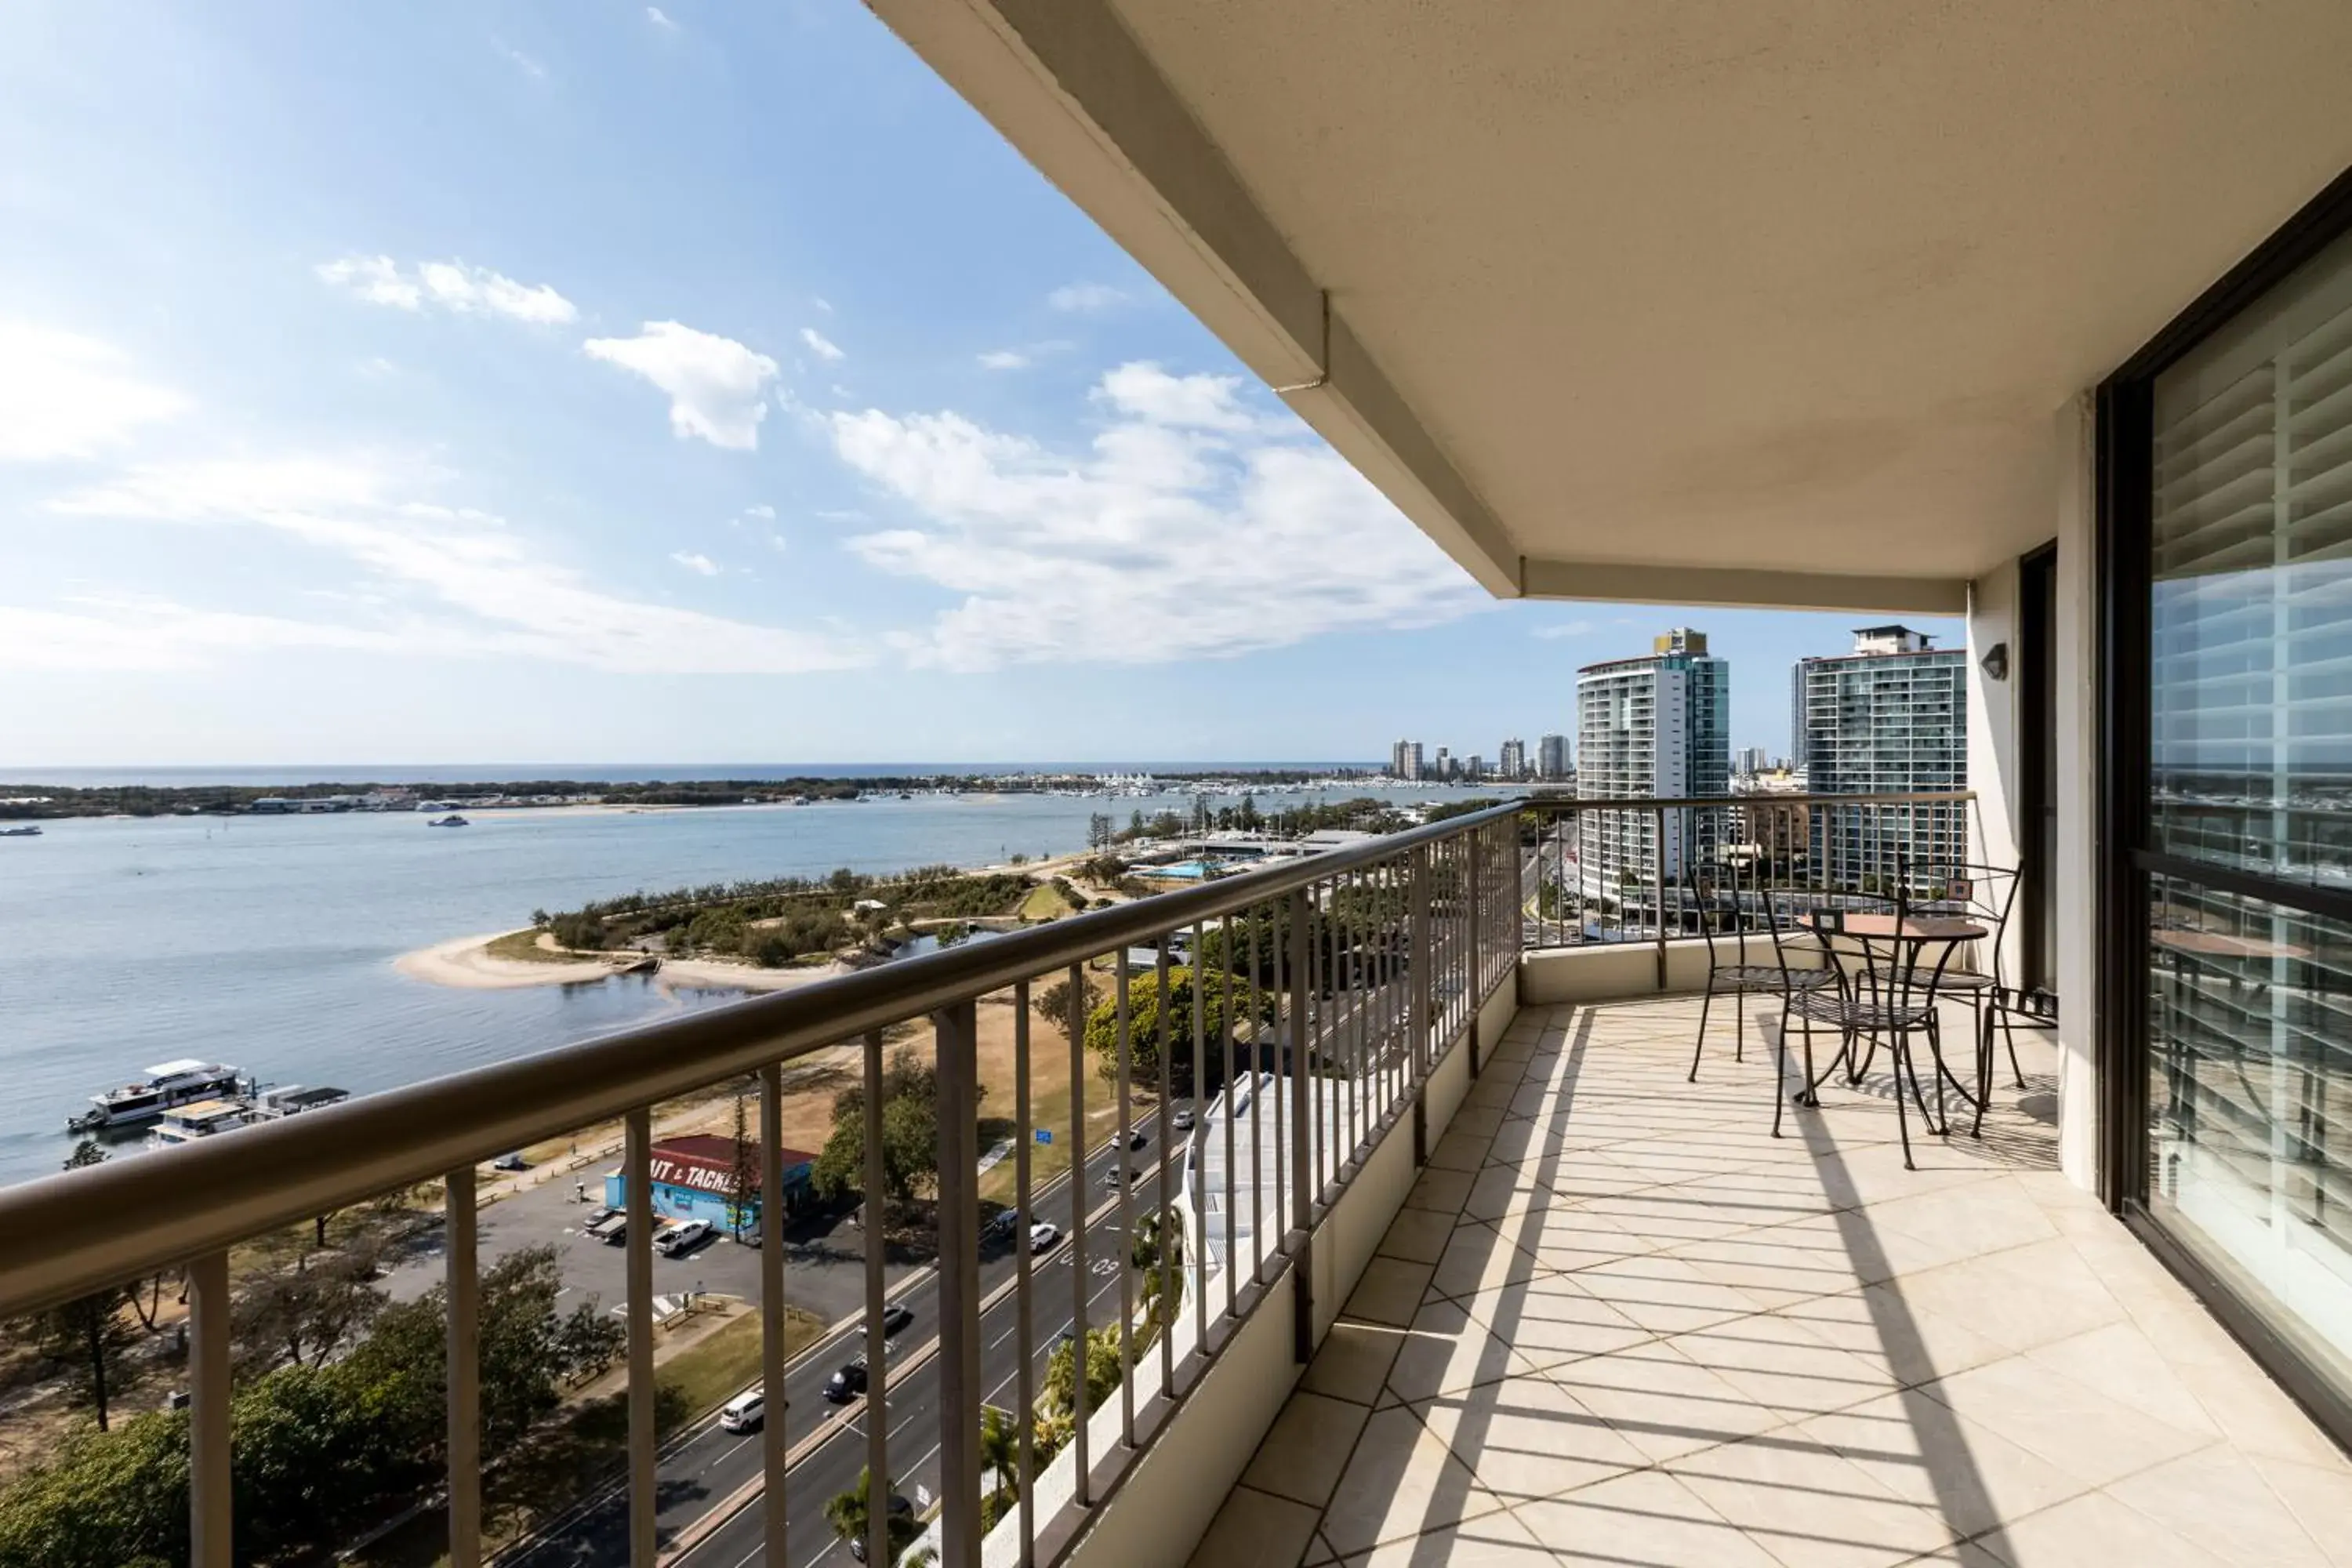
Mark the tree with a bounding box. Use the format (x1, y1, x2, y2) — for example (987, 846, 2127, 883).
(1133, 1210, 1185, 1339)
(557, 1297, 626, 1383)
(1032, 972, 1101, 1045)
(1081, 966, 1275, 1090)
(978, 1405, 1020, 1527)
(38, 1142, 136, 1432)
(1042, 1326, 1125, 1420)
(825, 1467, 921, 1563)
(231, 1247, 384, 1374)
(0, 1408, 189, 1568)
(811, 1048, 982, 1205)
(725, 1086, 759, 1238)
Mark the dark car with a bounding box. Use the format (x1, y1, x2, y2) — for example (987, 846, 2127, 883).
(880, 1301, 914, 1336)
(822, 1357, 869, 1403)
(846, 1494, 916, 1561)
(1118, 1127, 1147, 1150)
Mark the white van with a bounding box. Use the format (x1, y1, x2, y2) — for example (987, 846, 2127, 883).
(719, 1387, 764, 1433)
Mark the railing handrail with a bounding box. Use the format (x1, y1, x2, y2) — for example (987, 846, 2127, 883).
(1521, 789, 1976, 811)
(0, 799, 1529, 1318)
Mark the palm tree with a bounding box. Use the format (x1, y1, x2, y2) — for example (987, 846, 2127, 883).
(1132, 1210, 1185, 1334)
(979, 1406, 1019, 1513)
(826, 1468, 920, 1564)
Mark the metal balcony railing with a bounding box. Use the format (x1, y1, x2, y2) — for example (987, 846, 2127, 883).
(0, 801, 1526, 1568)
(1519, 789, 1981, 983)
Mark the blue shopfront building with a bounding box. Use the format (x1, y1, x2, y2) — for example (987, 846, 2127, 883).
(603, 1134, 816, 1228)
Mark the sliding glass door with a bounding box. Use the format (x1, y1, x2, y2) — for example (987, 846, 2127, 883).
(2134, 221, 2352, 1419)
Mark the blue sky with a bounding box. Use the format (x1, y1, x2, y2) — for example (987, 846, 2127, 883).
(0, 2, 1956, 768)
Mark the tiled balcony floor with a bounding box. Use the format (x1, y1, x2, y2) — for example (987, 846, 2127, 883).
(1191, 996, 2352, 1567)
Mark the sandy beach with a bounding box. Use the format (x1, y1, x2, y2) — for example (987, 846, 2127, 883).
(394, 929, 852, 994)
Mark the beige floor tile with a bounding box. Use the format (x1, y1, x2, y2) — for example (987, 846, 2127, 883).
(1305, 1319, 1408, 1406)
(1664, 1312, 1905, 1418)
(1385, 1298, 1544, 1403)
(1377, 1206, 1461, 1265)
(1883, 1238, 2129, 1356)
(2245, 1453, 2352, 1568)
(1186, 1483, 1323, 1568)
(1243, 1390, 1374, 1508)
(2103, 1443, 2335, 1568)
(1347, 1257, 1438, 1327)
(1319, 1404, 1509, 1557)
(1917, 1355, 2215, 1490)
(1667, 1431, 1956, 1568)
(1517, 1468, 1785, 1566)
(1860, 1178, 2063, 1279)
(1971, 1488, 2232, 1567)
(1773, 1283, 2012, 1388)
(1414, 1372, 1648, 1502)
(2016, 1321, 2220, 1440)
(1406, 1167, 1475, 1214)
(1450, 1279, 1653, 1370)
(2166, 1351, 2352, 1469)
(1430, 1225, 1548, 1298)
(1544, 1341, 1788, 1462)
(1791, 1392, 2094, 1544)
(1562, 1253, 1773, 1334)
(1338, 1505, 1562, 1565)
(1428, 1128, 1489, 1172)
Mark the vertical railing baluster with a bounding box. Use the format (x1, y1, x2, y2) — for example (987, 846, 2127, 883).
(1220, 913, 1237, 1319)
(1468, 829, 1484, 1070)
(936, 1000, 982, 1568)
(1265, 900, 1281, 1283)
(1065, 967, 1091, 1506)
(1116, 959, 1137, 1445)
(758, 1062, 787, 1564)
(1180, 920, 1198, 1377)
(1412, 847, 1432, 1076)
(1653, 804, 1670, 991)
(1014, 985, 1036, 1565)
(625, 1108, 655, 1567)
(862, 1029, 890, 1568)
(187, 1247, 233, 1568)
(445, 1164, 481, 1568)
(1287, 886, 1314, 1363)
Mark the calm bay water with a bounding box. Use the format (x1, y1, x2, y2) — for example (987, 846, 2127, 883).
(0, 781, 1470, 1182)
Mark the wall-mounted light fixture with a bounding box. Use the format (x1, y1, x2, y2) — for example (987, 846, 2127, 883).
(1980, 642, 2009, 682)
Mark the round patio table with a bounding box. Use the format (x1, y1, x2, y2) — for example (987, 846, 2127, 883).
(1796, 913, 1987, 1166)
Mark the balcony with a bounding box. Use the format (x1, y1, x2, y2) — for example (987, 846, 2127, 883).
(2, 796, 2344, 1568)
(1189, 994, 2352, 1567)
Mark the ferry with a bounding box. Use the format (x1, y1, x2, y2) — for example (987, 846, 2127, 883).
(0, 825, 41, 837)
(430, 814, 470, 827)
(145, 1083, 350, 1151)
(70, 1059, 245, 1131)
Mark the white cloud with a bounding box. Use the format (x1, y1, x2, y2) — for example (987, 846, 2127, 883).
(1047, 282, 1130, 314)
(495, 38, 547, 78)
(822, 361, 1486, 670)
(1531, 620, 1596, 639)
(47, 455, 862, 674)
(317, 256, 575, 325)
(645, 5, 677, 28)
(800, 327, 845, 362)
(584, 321, 779, 449)
(0, 321, 188, 463)
(670, 550, 719, 575)
(742, 503, 776, 521)
(977, 350, 1029, 371)
(0, 597, 416, 672)
(811, 297, 834, 315)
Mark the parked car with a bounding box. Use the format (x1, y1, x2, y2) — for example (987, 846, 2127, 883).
(1171, 1108, 1196, 1132)
(582, 1204, 618, 1229)
(880, 1301, 914, 1336)
(846, 1494, 915, 1561)
(599, 1220, 627, 1247)
(823, 1357, 869, 1403)
(657, 1219, 713, 1258)
(718, 1387, 765, 1433)
(1029, 1221, 1061, 1254)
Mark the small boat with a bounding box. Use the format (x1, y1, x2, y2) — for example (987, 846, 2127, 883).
(0, 825, 41, 837)
(145, 1084, 348, 1151)
(70, 1060, 245, 1131)
(430, 814, 470, 827)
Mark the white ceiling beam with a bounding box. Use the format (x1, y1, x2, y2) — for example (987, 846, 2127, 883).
(1519, 559, 1969, 616)
(869, 0, 1524, 597)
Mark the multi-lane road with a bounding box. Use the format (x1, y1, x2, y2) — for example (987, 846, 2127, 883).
(505, 1134, 1172, 1568)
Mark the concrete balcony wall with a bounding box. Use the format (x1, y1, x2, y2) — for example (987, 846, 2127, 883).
(1056, 978, 1515, 1568)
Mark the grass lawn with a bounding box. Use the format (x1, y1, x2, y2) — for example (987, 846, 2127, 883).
(483, 927, 601, 964)
(1017, 882, 1078, 922)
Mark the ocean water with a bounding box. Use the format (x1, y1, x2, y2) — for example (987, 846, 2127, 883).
(0, 782, 1473, 1182)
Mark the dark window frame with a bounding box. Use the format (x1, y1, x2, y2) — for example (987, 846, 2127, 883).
(2095, 160, 2352, 1454)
